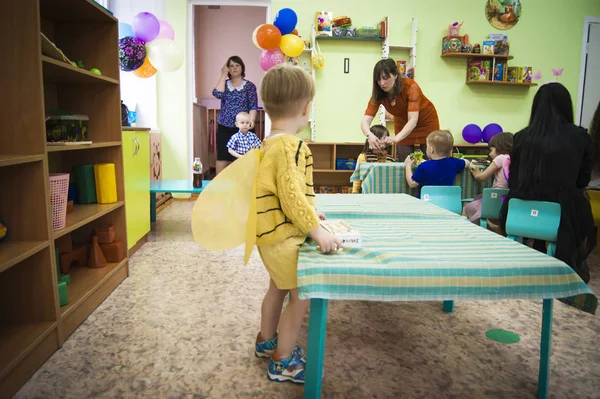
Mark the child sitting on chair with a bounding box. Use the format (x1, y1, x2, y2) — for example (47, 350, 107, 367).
(352, 125, 397, 193)
(226, 112, 262, 159)
(463, 132, 513, 226)
(253, 64, 341, 384)
(404, 130, 470, 197)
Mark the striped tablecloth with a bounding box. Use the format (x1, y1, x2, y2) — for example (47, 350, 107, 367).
(350, 162, 491, 198)
(299, 194, 597, 312)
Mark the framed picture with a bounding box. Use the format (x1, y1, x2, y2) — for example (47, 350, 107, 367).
(485, 0, 522, 30)
(316, 11, 333, 36)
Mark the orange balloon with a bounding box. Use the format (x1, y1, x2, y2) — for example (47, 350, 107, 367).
(256, 24, 282, 50)
(133, 56, 157, 78)
(292, 29, 298, 35)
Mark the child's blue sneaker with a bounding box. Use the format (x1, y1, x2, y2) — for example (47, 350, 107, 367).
(255, 332, 278, 359)
(267, 346, 305, 384)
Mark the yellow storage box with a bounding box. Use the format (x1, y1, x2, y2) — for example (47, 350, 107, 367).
(94, 163, 118, 203)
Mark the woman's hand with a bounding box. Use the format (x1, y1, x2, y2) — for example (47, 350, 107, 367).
(221, 64, 229, 77)
(383, 136, 395, 145)
(368, 133, 382, 151)
(249, 120, 255, 129)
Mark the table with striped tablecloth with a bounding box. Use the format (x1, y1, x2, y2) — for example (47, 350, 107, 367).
(299, 194, 597, 399)
(350, 162, 491, 197)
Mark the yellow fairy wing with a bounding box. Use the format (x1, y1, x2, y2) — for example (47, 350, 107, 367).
(191, 149, 261, 264)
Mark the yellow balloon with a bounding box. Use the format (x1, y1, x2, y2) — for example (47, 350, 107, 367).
(252, 24, 264, 49)
(279, 34, 303, 58)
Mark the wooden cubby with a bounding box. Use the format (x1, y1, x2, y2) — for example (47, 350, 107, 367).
(0, 1, 128, 397)
(306, 142, 365, 192)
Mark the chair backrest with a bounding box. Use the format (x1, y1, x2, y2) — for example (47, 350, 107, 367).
(421, 185, 462, 214)
(481, 188, 509, 220)
(505, 199, 561, 242)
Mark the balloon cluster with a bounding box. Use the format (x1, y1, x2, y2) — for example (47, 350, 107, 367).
(252, 8, 303, 71)
(118, 12, 183, 78)
(462, 123, 503, 144)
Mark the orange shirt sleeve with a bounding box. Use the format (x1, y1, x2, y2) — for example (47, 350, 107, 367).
(406, 82, 422, 113)
(365, 97, 381, 117)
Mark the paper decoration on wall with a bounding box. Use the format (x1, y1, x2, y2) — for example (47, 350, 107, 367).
(532, 68, 565, 85)
(485, 0, 521, 30)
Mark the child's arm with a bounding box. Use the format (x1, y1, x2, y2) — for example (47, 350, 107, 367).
(471, 162, 498, 182)
(228, 148, 242, 158)
(404, 155, 420, 188)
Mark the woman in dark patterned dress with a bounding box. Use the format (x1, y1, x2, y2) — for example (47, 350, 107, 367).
(213, 56, 259, 175)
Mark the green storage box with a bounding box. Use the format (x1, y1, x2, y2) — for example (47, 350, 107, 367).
(73, 164, 97, 204)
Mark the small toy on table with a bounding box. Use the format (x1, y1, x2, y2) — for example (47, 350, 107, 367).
(410, 151, 424, 165)
(320, 219, 361, 249)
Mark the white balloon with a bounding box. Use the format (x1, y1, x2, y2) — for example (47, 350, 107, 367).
(146, 39, 183, 73)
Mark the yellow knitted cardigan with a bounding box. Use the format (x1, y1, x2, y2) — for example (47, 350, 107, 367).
(255, 134, 319, 246)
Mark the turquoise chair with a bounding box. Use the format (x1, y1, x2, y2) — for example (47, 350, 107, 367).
(505, 199, 561, 257)
(420, 186, 462, 215)
(420, 185, 462, 313)
(504, 198, 561, 399)
(480, 188, 510, 229)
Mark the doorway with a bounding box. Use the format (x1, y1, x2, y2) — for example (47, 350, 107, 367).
(577, 17, 600, 129)
(187, 0, 270, 179)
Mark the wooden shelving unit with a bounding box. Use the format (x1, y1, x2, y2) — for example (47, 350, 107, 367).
(0, 1, 128, 397)
(441, 53, 513, 60)
(467, 80, 537, 87)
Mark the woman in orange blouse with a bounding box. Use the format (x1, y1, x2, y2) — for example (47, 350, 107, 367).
(361, 59, 440, 160)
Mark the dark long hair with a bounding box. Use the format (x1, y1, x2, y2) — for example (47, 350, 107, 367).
(363, 125, 391, 152)
(515, 83, 574, 187)
(590, 101, 600, 173)
(371, 59, 401, 103)
(227, 55, 245, 79)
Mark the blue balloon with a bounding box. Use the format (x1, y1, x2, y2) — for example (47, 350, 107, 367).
(273, 8, 297, 35)
(118, 22, 134, 39)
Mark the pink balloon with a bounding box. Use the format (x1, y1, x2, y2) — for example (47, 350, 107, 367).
(157, 20, 175, 40)
(260, 49, 285, 71)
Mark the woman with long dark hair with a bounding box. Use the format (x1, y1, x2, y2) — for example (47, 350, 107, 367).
(361, 59, 439, 160)
(213, 55, 259, 175)
(500, 83, 595, 282)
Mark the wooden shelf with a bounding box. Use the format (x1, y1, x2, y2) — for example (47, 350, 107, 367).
(52, 202, 125, 239)
(41, 56, 118, 85)
(38, 0, 115, 23)
(60, 258, 127, 318)
(317, 36, 382, 42)
(0, 322, 56, 380)
(466, 80, 537, 87)
(46, 141, 121, 152)
(0, 241, 49, 274)
(0, 154, 44, 168)
(441, 53, 514, 60)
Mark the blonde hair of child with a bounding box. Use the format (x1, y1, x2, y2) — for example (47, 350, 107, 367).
(260, 64, 315, 120)
(236, 112, 251, 122)
(427, 130, 454, 156)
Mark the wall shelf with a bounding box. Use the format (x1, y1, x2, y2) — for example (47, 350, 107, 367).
(467, 80, 537, 87)
(42, 56, 119, 85)
(316, 36, 382, 42)
(441, 52, 513, 60)
(52, 202, 125, 239)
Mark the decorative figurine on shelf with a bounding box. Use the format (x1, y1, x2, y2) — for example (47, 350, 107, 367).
(448, 21, 463, 37)
(0, 221, 7, 242)
(461, 34, 472, 53)
(473, 43, 481, 54)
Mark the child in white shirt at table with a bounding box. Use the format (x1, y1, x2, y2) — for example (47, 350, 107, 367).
(463, 132, 513, 226)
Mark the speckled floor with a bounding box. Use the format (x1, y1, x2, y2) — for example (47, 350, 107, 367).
(15, 201, 600, 399)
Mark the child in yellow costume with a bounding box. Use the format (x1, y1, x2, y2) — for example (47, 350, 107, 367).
(191, 64, 340, 384)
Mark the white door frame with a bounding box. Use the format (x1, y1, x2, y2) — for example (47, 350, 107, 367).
(186, 0, 271, 178)
(576, 16, 600, 126)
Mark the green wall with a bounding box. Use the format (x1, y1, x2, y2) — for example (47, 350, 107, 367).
(159, 0, 599, 178)
(277, 0, 600, 143)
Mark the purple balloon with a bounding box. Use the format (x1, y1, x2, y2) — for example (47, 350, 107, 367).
(462, 124, 483, 144)
(132, 12, 160, 43)
(483, 123, 503, 143)
(260, 49, 285, 71)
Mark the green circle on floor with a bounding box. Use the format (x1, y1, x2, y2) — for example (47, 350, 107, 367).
(485, 329, 521, 344)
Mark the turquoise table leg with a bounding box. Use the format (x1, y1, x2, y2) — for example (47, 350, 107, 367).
(443, 300, 455, 312)
(150, 193, 156, 223)
(538, 299, 553, 399)
(305, 298, 328, 399)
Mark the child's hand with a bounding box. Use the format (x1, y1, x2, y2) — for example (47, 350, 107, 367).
(310, 226, 342, 253)
(316, 210, 327, 221)
(404, 155, 413, 166)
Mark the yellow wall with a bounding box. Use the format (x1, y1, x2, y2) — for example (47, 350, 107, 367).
(160, 0, 600, 174)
